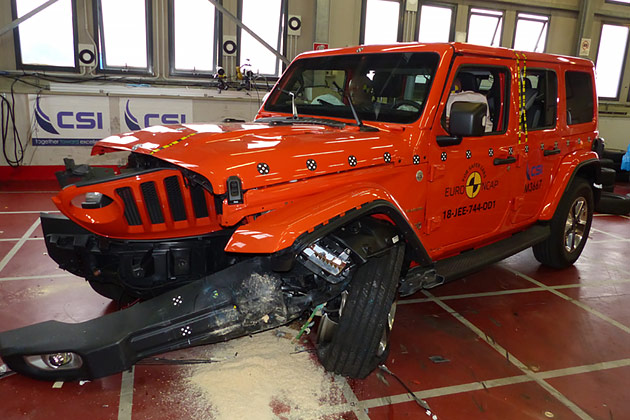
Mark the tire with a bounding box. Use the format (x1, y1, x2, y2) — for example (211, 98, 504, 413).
(616, 170, 630, 183)
(533, 178, 593, 269)
(595, 192, 630, 215)
(602, 148, 626, 163)
(600, 167, 616, 192)
(599, 158, 615, 169)
(317, 244, 405, 379)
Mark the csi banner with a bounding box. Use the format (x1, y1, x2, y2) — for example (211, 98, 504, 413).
(29, 95, 111, 146)
(120, 98, 193, 131)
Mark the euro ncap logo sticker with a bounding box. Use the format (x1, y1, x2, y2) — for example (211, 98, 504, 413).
(124, 100, 142, 131)
(465, 171, 482, 199)
(35, 97, 60, 135)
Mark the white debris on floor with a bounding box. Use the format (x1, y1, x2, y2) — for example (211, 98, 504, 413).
(186, 328, 346, 420)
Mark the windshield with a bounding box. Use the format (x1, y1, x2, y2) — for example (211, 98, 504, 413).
(264, 52, 440, 124)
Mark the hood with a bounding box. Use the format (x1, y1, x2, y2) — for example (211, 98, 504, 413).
(93, 121, 409, 194)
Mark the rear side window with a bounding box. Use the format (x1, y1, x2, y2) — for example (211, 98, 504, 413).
(523, 70, 557, 130)
(565, 71, 594, 125)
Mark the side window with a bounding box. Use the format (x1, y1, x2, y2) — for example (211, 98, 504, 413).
(565, 71, 594, 125)
(443, 67, 509, 134)
(523, 70, 557, 130)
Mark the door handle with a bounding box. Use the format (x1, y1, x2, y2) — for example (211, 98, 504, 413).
(493, 156, 517, 165)
(543, 148, 561, 156)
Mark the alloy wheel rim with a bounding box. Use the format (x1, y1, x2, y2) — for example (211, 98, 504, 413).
(376, 302, 397, 357)
(564, 197, 587, 253)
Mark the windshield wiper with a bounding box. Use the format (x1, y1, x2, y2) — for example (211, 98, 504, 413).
(289, 91, 298, 119)
(333, 81, 378, 132)
(255, 116, 346, 129)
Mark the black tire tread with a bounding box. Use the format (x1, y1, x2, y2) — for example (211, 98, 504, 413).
(318, 244, 405, 378)
(595, 192, 630, 215)
(533, 178, 593, 269)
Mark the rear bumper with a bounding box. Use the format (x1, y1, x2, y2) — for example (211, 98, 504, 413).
(0, 257, 302, 381)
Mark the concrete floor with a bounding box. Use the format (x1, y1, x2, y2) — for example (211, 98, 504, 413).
(0, 180, 629, 420)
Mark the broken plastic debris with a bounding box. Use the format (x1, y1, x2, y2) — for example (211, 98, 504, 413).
(428, 355, 450, 364)
(375, 372, 390, 387)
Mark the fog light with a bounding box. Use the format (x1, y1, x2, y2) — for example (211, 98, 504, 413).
(47, 353, 73, 368)
(24, 352, 83, 371)
(82, 192, 113, 209)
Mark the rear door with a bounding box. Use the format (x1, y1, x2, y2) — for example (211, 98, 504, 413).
(422, 58, 516, 258)
(511, 67, 561, 225)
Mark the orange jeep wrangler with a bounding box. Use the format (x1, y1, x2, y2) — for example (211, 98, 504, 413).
(0, 43, 601, 381)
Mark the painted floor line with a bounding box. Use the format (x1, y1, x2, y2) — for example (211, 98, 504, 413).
(535, 358, 630, 380)
(399, 277, 630, 305)
(300, 356, 630, 418)
(590, 227, 627, 241)
(0, 219, 41, 276)
(420, 290, 594, 420)
(0, 211, 59, 215)
(505, 267, 630, 334)
(399, 287, 546, 305)
(0, 273, 74, 282)
(588, 239, 630, 244)
(0, 191, 58, 194)
(118, 367, 135, 420)
(0, 237, 44, 242)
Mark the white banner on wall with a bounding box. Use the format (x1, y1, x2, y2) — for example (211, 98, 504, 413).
(119, 98, 193, 131)
(29, 95, 111, 146)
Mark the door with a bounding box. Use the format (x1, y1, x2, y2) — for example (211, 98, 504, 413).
(422, 60, 517, 257)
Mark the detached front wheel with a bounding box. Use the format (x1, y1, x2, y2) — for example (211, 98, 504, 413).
(533, 178, 593, 268)
(316, 244, 405, 378)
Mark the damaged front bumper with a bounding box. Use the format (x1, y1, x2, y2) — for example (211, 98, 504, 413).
(0, 257, 305, 381)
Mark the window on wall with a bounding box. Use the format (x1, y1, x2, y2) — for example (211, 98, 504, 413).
(595, 24, 629, 99)
(171, 0, 217, 73)
(362, 0, 401, 44)
(467, 8, 503, 47)
(13, 0, 77, 69)
(418, 4, 454, 43)
(239, 0, 284, 76)
(513, 13, 549, 52)
(96, 0, 151, 72)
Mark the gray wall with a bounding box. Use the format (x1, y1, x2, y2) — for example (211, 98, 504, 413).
(1, 0, 629, 167)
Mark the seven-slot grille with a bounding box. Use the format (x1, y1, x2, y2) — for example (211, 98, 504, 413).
(115, 175, 212, 226)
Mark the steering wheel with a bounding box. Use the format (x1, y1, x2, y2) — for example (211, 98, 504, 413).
(391, 99, 422, 111)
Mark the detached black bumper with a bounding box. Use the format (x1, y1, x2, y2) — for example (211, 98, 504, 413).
(0, 257, 302, 381)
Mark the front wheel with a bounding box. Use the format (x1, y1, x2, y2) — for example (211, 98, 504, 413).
(533, 178, 593, 268)
(316, 244, 405, 378)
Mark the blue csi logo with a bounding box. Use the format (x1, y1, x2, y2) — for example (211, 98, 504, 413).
(124, 100, 187, 131)
(35, 97, 103, 134)
(526, 164, 543, 181)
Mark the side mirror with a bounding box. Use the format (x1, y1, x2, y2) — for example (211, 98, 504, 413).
(449, 101, 487, 137)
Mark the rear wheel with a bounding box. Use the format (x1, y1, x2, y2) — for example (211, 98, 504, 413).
(533, 178, 593, 268)
(316, 244, 405, 378)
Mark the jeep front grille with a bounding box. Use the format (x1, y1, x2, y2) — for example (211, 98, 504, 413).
(190, 183, 209, 218)
(116, 187, 143, 226)
(54, 169, 222, 240)
(164, 176, 187, 221)
(141, 181, 165, 224)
